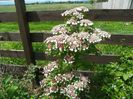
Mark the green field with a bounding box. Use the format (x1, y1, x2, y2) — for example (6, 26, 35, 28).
(0, 3, 93, 12)
(0, 3, 133, 66)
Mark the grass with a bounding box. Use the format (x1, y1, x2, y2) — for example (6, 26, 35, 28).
(0, 3, 133, 66)
(0, 21, 133, 34)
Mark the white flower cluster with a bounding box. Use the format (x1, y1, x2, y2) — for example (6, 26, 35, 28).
(42, 86, 58, 96)
(45, 32, 92, 53)
(62, 6, 88, 19)
(40, 72, 88, 99)
(60, 74, 88, 99)
(89, 28, 111, 43)
(66, 35, 82, 52)
(66, 18, 78, 26)
(45, 33, 69, 51)
(80, 19, 93, 27)
(40, 72, 74, 87)
(54, 73, 74, 83)
(72, 32, 90, 42)
(45, 29, 111, 53)
(66, 18, 93, 27)
(42, 61, 58, 77)
(94, 28, 111, 38)
(40, 72, 74, 95)
(51, 24, 68, 35)
(62, 9, 83, 19)
(74, 6, 89, 12)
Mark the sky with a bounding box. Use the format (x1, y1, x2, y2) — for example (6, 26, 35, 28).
(0, 0, 88, 2)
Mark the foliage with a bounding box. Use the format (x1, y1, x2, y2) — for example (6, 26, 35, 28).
(0, 75, 29, 99)
(0, 65, 37, 99)
(101, 52, 133, 99)
(87, 51, 133, 99)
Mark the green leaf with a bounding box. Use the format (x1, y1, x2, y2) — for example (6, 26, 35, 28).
(123, 71, 133, 81)
(0, 91, 5, 99)
(115, 72, 123, 77)
(7, 85, 18, 97)
(3, 76, 12, 85)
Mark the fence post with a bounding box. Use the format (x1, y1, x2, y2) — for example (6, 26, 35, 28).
(14, 0, 35, 65)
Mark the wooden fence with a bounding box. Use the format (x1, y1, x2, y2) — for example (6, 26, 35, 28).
(0, 0, 133, 76)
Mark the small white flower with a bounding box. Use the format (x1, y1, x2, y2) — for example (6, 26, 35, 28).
(62, 72, 74, 81)
(94, 28, 111, 38)
(67, 19, 78, 26)
(76, 32, 90, 41)
(89, 33, 102, 43)
(51, 24, 67, 35)
(45, 34, 69, 51)
(80, 19, 93, 27)
(61, 8, 84, 19)
(44, 88, 51, 96)
(74, 6, 89, 12)
(49, 86, 58, 93)
(54, 74, 64, 83)
(42, 61, 58, 77)
(66, 36, 82, 52)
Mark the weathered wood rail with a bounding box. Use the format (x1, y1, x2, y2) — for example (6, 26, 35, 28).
(0, 0, 133, 76)
(0, 9, 133, 22)
(0, 32, 133, 45)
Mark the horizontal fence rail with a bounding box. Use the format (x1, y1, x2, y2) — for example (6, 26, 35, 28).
(0, 9, 133, 22)
(0, 32, 133, 46)
(0, 50, 119, 64)
(0, 64, 94, 77)
(0, 64, 27, 76)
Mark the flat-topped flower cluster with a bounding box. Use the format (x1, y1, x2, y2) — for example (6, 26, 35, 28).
(41, 6, 111, 99)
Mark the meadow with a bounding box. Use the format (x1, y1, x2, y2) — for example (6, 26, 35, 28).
(0, 3, 133, 66)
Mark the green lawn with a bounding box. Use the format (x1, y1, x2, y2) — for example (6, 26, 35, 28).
(0, 3, 133, 66)
(0, 21, 133, 34)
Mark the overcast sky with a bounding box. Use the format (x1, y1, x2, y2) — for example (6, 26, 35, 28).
(1, 0, 87, 2)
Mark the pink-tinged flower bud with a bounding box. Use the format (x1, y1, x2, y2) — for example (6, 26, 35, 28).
(64, 54, 75, 64)
(50, 86, 58, 93)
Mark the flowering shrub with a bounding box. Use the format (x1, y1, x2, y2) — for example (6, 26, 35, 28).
(40, 6, 111, 99)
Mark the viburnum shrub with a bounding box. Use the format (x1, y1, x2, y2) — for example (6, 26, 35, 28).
(40, 6, 111, 99)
